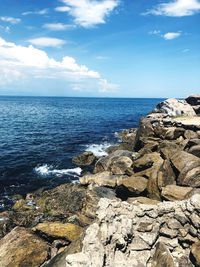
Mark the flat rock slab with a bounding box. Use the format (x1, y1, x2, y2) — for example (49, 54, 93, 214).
(0, 226, 49, 267)
(172, 116, 200, 126)
(34, 222, 83, 242)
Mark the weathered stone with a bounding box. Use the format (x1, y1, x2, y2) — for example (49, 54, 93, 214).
(0, 227, 49, 267)
(118, 128, 137, 145)
(170, 151, 200, 187)
(186, 94, 200, 106)
(65, 196, 200, 267)
(161, 185, 192, 201)
(127, 196, 160, 205)
(94, 150, 133, 174)
(184, 130, 199, 139)
(151, 242, 176, 267)
(191, 241, 200, 266)
(34, 222, 83, 241)
(72, 151, 96, 166)
(189, 145, 200, 158)
(119, 176, 148, 194)
(80, 171, 124, 188)
(109, 156, 133, 175)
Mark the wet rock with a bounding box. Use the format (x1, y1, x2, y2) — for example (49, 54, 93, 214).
(154, 98, 196, 117)
(34, 222, 83, 242)
(35, 184, 86, 218)
(118, 128, 137, 146)
(0, 226, 49, 267)
(161, 185, 192, 201)
(72, 151, 96, 166)
(0, 212, 13, 239)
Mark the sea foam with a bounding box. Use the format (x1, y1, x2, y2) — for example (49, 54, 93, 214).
(85, 142, 112, 157)
(34, 164, 82, 178)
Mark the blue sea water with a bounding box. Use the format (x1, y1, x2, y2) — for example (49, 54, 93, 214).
(0, 96, 163, 209)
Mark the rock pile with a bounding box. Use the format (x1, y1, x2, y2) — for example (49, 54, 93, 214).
(66, 195, 200, 267)
(0, 94, 200, 267)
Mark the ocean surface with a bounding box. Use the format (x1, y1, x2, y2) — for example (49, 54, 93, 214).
(0, 96, 163, 210)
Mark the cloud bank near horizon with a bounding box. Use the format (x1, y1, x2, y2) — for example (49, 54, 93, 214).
(0, 37, 118, 94)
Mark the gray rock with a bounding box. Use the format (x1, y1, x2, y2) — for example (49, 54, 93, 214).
(66, 195, 200, 267)
(154, 98, 196, 117)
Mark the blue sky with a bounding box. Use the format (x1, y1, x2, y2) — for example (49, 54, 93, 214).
(0, 0, 199, 98)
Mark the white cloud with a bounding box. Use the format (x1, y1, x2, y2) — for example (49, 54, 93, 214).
(0, 16, 21, 24)
(55, 0, 119, 28)
(22, 9, 49, 16)
(28, 37, 66, 47)
(163, 32, 181, 40)
(55, 6, 71, 12)
(0, 36, 117, 93)
(43, 23, 75, 31)
(149, 30, 182, 40)
(145, 0, 200, 17)
(98, 79, 119, 92)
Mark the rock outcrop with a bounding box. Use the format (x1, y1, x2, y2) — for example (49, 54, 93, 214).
(186, 94, 200, 114)
(1, 95, 200, 267)
(154, 98, 196, 117)
(66, 195, 200, 267)
(0, 227, 49, 267)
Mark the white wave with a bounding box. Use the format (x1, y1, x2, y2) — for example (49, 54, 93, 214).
(85, 142, 112, 157)
(34, 164, 82, 178)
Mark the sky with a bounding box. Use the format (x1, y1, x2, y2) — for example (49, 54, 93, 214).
(0, 0, 199, 98)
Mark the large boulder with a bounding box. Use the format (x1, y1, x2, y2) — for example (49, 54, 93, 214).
(154, 98, 196, 117)
(0, 227, 49, 267)
(161, 185, 192, 201)
(72, 151, 96, 166)
(170, 151, 200, 187)
(80, 171, 124, 188)
(186, 94, 200, 114)
(33, 222, 83, 242)
(94, 150, 134, 175)
(132, 152, 164, 200)
(191, 241, 200, 266)
(118, 176, 148, 194)
(151, 242, 176, 267)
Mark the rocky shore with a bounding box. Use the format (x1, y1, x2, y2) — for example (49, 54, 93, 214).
(0, 94, 200, 267)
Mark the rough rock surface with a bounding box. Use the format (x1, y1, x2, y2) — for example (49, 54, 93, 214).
(0, 227, 49, 267)
(186, 94, 200, 114)
(154, 98, 196, 117)
(66, 195, 200, 267)
(34, 222, 83, 242)
(72, 151, 96, 166)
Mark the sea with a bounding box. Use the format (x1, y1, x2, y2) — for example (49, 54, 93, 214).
(0, 96, 163, 210)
